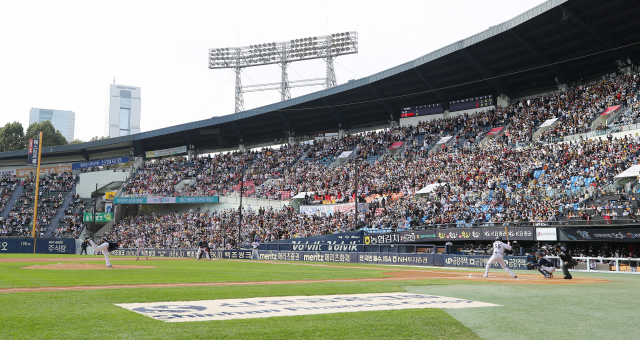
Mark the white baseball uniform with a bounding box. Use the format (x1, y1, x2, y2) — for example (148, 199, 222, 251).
(88, 239, 112, 267)
(251, 241, 260, 260)
(136, 237, 149, 260)
(484, 240, 517, 278)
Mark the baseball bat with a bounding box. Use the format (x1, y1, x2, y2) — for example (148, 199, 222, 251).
(504, 226, 509, 243)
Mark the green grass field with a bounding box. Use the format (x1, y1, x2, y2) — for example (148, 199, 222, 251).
(0, 254, 637, 339)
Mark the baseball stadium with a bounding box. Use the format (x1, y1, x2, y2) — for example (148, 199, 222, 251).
(2, 0, 640, 339)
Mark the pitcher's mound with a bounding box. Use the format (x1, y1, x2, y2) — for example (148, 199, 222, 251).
(23, 263, 155, 270)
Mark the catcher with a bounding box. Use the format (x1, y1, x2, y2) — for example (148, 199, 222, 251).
(528, 252, 556, 278)
(196, 237, 211, 260)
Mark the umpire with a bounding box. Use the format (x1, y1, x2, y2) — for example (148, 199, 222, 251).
(556, 245, 577, 279)
(80, 238, 89, 255)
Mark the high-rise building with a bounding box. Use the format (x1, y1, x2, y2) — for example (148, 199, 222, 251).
(29, 108, 75, 142)
(105, 84, 141, 138)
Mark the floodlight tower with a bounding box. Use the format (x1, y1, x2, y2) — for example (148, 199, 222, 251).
(209, 32, 358, 113)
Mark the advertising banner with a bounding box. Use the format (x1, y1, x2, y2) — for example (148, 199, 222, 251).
(27, 138, 39, 166)
(113, 196, 219, 204)
(83, 212, 113, 223)
(113, 197, 147, 204)
(268, 231, 363, 250)
(444, 255, 529, 270)
(106, 247, 529, 272)
(35, 239, 75, 254)
(561, 228, 640, 242)
(16, 165, 72, 177)
(175, 196, 219, 204)
(0, 238, 74, 254)
(436, 229, 483, 241)
(145, 146, 187, 158)
(147, 197, 176, 204)
(299, 202, 368, 215)
(364, 231, 437, 245)
(71, 156, 130, 170)
(105, 192, 117, 200)
(481, 227, 534, 241)
(0, 169, 16, 176)
(536, 228, 557, 241)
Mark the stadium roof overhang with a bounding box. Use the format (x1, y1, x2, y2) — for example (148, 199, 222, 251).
(2, 0, 640, 167)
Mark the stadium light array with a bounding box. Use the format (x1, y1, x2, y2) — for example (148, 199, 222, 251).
(209, 32, 359, 113)
(208, 32, 358, 69)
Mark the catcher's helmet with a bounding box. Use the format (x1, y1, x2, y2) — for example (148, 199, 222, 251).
(495, 236, 503, 241)
(537, 252, 544, 257)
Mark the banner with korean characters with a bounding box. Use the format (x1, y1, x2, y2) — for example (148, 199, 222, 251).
(560, 228, 640, 242)
(16, 165, 72, 177)
(443, 255, 529, 270)
(481, 227, 535, 241)
(83, 212, 113, 223)
(0, 238, 74, 254)
(113, 196, 219, 204)
(436, 229, 483, 241)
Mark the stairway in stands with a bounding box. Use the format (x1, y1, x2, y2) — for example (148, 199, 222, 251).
(44, 184, 76, 237)
(1, 184, 23, 220)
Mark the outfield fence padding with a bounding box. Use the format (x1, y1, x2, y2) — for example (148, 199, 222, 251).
(108, 248, 530, 270)
(0, 238, 75, 254)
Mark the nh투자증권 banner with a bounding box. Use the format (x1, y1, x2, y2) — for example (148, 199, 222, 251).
(561, 228, 640, 242)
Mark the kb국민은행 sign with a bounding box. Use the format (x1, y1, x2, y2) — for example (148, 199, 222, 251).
(116, 293, 499, 322)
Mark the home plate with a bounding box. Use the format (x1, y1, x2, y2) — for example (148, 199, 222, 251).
(116, 293, 500, 322)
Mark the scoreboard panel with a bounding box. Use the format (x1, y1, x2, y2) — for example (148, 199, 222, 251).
(400, 103, 443, 118)
(449, 95, 494, 112)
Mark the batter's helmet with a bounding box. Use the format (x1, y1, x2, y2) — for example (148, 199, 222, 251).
(495, 236, 503, 241)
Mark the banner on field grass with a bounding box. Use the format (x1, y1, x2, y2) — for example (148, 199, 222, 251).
(116, 293, 500, 322)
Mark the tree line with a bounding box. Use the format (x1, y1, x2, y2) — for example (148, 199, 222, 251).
(0, 121, 109, 152)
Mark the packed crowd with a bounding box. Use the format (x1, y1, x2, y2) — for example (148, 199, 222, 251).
(51, 194, 90, 238)
(2, 172, 76, 236)
(105, 206, 355, 249)
(0, 175, 18, 212)
(95, 72, 640, 246)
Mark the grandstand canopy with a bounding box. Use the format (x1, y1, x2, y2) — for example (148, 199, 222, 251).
(2, 0, 640, 166)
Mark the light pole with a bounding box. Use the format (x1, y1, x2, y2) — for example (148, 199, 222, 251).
(237, 165, 245, 249)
